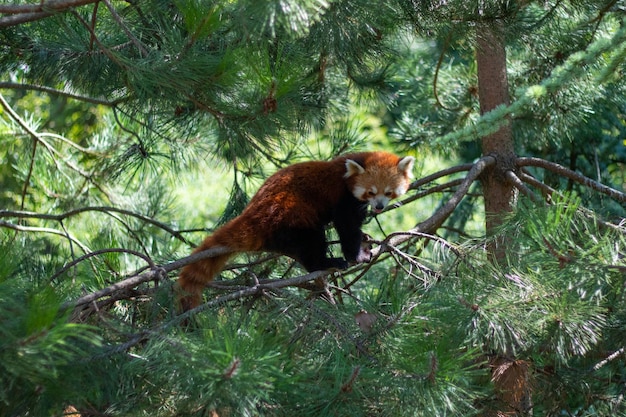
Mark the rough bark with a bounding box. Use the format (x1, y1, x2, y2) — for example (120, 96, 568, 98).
(476, 22, 517, 260)
(476, 22, 530, 416)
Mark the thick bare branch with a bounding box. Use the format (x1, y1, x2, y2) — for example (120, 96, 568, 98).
(517, 157, 626, 203)
(505, 170, 540, 202)
(377, 156, 496, 253)
(0, 0, 99, 27)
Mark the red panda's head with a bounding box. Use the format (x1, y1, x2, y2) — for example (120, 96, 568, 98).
(344, 152, 415, 213)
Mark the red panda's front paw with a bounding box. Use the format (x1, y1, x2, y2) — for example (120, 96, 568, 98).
(356, 234, 373, 263)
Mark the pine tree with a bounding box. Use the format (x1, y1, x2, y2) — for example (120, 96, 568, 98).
(1, 1, 625, 416)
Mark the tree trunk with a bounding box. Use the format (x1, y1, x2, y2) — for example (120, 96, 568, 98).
(476, 22, 530, 416)
(476, 22, 517, 260)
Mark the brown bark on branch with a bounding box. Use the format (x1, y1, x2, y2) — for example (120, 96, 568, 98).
(63, 245, 233, 312)
(0, 0, 100, 27)
(0, 82, 122, 106)
(0, 207, 193, 245)
(409, 163, 475, 190)
(375, 155, 495, 254)
(517, 157, 626, 203)
(506, 170, 540, 202)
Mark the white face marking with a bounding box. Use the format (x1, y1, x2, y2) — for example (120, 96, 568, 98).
(352, 185, 366, 200)
(395, 181, 408, 197)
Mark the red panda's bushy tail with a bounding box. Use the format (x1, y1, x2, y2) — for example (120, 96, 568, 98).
(176, 216, 261, 312)
(176, 234, 233, 312)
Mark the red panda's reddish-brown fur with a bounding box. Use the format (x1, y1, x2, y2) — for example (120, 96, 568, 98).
(177, 151, 414, 312)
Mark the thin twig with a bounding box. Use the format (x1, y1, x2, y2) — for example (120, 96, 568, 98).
(102, 0, 148, 57)
(0, 94, 40, 210)
(0, 220, 90, 253)
(0, 207, 193, 245)
(50, 248, 155, 283)
(0, 82, 121, 107)
(592, 347, 625, 371)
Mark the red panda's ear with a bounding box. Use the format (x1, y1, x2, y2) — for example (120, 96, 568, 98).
(344, 159, 365, 178)
(398, 156, 415, 178)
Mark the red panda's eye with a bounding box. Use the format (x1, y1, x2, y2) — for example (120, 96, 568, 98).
(385, 191, 393, 197)
(367, 191, 376, 197)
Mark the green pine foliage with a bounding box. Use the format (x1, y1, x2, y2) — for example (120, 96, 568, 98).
(1, 0, 626, 415)
(4, 196, 624, 416)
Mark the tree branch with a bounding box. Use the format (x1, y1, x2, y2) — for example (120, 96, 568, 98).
(377, 155, 496, 253)
(63, 245, 233, 311)
(0, 0, 100, 27)
(0, 82, 122, 106)
(409, 163, 474, 190)
(0, 220, 90, 253)
(517, 157, 626, 203)
(0, 206, 194, 246)
(505, 170, 539, 202)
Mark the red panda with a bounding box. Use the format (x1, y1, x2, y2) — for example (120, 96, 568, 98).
(177, 151, 415, 311)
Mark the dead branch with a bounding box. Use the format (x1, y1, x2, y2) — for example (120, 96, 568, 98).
(393, 178, 465, 210)
(50, 248, 156, 283)
(0, 220, 90, 253)
(518, 171, 556, 200)
(409, 163, 474, 190)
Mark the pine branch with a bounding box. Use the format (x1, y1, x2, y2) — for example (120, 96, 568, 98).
(505, 170, 539, 202)
(0, 0, 99, 27)
(0, 82, 123, 106)
(377, 155, 496, 253)
(0, 207, 193, 246)
(517, 157, 626, 203)
(0, 220, 90, 253)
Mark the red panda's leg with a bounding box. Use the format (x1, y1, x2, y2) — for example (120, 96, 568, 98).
(267, 227, 348, 272)
(333, 202, 369, 264)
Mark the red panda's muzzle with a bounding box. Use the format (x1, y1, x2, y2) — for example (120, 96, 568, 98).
(369, 196, 390, 214)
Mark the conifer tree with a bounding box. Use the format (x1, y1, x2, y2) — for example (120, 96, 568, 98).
(1, 1, 625, 416)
